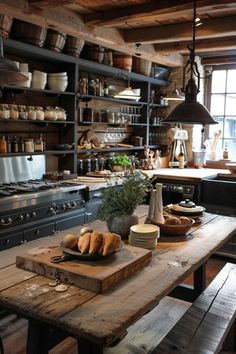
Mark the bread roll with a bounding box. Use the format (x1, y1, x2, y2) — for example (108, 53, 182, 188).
(78, 232, 91, 254)
(103, 233, 121, 256)
(62, 233, 78, 249)
(97, 233, 105, 254)
(179, 216, 191, 225)
(164, 216, 181, 225)
(89, 231, 103, 255)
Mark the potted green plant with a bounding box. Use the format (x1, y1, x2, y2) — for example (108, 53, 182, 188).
(97, 171, 151, 238)
(111, 154, 132, 172)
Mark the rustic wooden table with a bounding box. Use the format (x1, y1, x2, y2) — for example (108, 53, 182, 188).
(0, 206, 236, 354)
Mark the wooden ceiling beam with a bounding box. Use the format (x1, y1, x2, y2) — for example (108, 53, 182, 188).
(85, 0, 236, 27)
(125, 15, 236, 44)
(0, 0, 183, 67)
(154, 36, 236, 54)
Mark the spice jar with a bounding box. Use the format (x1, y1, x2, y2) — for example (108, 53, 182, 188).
(35, 106, 45, 120)
(0, 104, 10, 119)
(0, 136, 7, 153)
(27, 106, 37, 120)
(18, 105, 28, 120)
(55, 106, 66, 121)
(44, 106, 57, 120)
(24, 138, 34, 152)
(9, 105, 19, 120)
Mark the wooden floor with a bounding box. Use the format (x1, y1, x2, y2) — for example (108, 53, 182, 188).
(0, 256, 229, 354)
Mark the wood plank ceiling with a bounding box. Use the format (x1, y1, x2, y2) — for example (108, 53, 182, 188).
(1, 0, 236, 67)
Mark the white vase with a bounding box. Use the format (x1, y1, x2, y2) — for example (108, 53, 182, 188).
(147, 183, 164, 224)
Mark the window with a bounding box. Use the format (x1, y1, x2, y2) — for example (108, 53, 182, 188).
(207, 66, 236, 160)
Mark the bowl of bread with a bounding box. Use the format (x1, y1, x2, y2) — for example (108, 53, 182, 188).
(60, 227, 123, 261)
(150, 215, 194, 236)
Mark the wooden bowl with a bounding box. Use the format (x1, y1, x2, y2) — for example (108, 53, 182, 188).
(225, 162, 236, 174)
(147, 216, 194, 236)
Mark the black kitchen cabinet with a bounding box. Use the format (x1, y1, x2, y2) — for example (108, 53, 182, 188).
(0, 38, 168, 174)
(85, 189, 104, 223)
(0, 231, 24, 250)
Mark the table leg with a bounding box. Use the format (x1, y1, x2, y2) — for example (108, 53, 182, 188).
(79, 338, 104, 354)
(26, 320, 68, 354)
(193, 262, 206, 296)
(170, 263, 207, 302)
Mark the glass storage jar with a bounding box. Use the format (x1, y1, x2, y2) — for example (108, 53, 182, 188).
(44, 106, 57, 120)
(24, 138, 34, 152)
(27, 106, 37, 120)
(0, 104, 10, 119)
(35, 106, 45, 121)
(18, 105, 28, 120)
(9, 104, 19, 120)
(55, 106, 66, 121)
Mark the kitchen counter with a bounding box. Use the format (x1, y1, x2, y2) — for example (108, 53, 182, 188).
(143, 168, 230, 181)
(71, 168, 229, 191)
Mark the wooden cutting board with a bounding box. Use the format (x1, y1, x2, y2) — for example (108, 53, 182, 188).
(16, 245, 152, 293)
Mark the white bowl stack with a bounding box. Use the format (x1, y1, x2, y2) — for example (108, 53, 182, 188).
(129, 224, 160, 250)
(32, 70, 47, 89)
(47, 72, 68, 92)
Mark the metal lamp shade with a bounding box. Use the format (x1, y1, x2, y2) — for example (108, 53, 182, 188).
(163, 100, 218, 125)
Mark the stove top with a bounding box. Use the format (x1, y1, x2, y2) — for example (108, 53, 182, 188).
(0, 179, 87, 212)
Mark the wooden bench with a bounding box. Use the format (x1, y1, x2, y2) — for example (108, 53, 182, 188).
(105, 262, 236, 354)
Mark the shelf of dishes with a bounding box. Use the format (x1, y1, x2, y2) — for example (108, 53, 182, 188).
(0, 104, 67, 121)
(78, 105, 143, 124)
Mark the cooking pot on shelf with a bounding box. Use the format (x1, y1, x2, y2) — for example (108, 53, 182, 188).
(167, 199, 205, 216)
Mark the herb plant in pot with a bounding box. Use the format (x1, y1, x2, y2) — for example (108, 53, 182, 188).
(97, 171, 150, 239)
(111, 154, 132, 172)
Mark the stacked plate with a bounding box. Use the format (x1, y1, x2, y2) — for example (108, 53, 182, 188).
(129, 224, 159, 250)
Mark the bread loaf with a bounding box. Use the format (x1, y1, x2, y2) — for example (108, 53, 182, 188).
(164, 216, 181, 225)
(89, 231, 103, 255)
(78, 232, 91, 254)
(179, 216, 191, 225)
(103, 233, 121, 256)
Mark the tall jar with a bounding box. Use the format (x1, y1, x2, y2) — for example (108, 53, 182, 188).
(27, 106, 37, 120)
(35, 106, 45, 121)
(24, 138, 34, 153)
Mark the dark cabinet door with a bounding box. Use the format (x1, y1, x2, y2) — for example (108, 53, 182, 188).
(56, 210, 85, 231)
(85, 190, 103, 223)
(24, 222, 56, 242)
(0, 231, 24, 250)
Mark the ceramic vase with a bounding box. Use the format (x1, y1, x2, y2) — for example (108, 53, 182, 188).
(107, 214, 138, 239)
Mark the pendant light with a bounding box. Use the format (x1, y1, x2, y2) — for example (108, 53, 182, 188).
(0, 36, 28, 85)
(162, 0, 218, 126)
(165, 83, 185, 101)
(114, 72, 141, 101)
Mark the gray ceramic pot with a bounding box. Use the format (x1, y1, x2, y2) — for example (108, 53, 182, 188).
(107, 214, 138, 239)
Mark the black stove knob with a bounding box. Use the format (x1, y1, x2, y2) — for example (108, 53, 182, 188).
(61, 204, 66, 210)
(25, 213, 30, 220)
(66, 202, 71, 209)
(70, 201, 77, 208)
(49, 207, 56, 216)
(18, 214, 24, 222)
(1, 217, 13, 226)
(31, 212, 37, 218)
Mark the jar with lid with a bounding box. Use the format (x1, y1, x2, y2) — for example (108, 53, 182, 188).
(9, 105, 19, 120)
(79, 77, 88, 95)
(18, 105, 28, 120)
(55, 106, 66, 121)
(88, 79, 96, 95)
(0, 104, 10, 119)
(44, 106, 57, 121)
(35, 106, 45, 121)
(27, 106, 37, 120)
(18, 136, 25, 152)
(83, 158, 92, 174)
(34, 134, 44, 152)
(5, 135, 11, 153)
(24, 138, 34, 153)
(11, 136, 19, 153)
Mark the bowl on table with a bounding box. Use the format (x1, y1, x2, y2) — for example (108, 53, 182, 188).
(225, 162, 236, 174)
(147, 215, 194, 236)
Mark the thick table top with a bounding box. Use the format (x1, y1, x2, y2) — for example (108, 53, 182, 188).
(0, 206, 235, 346)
